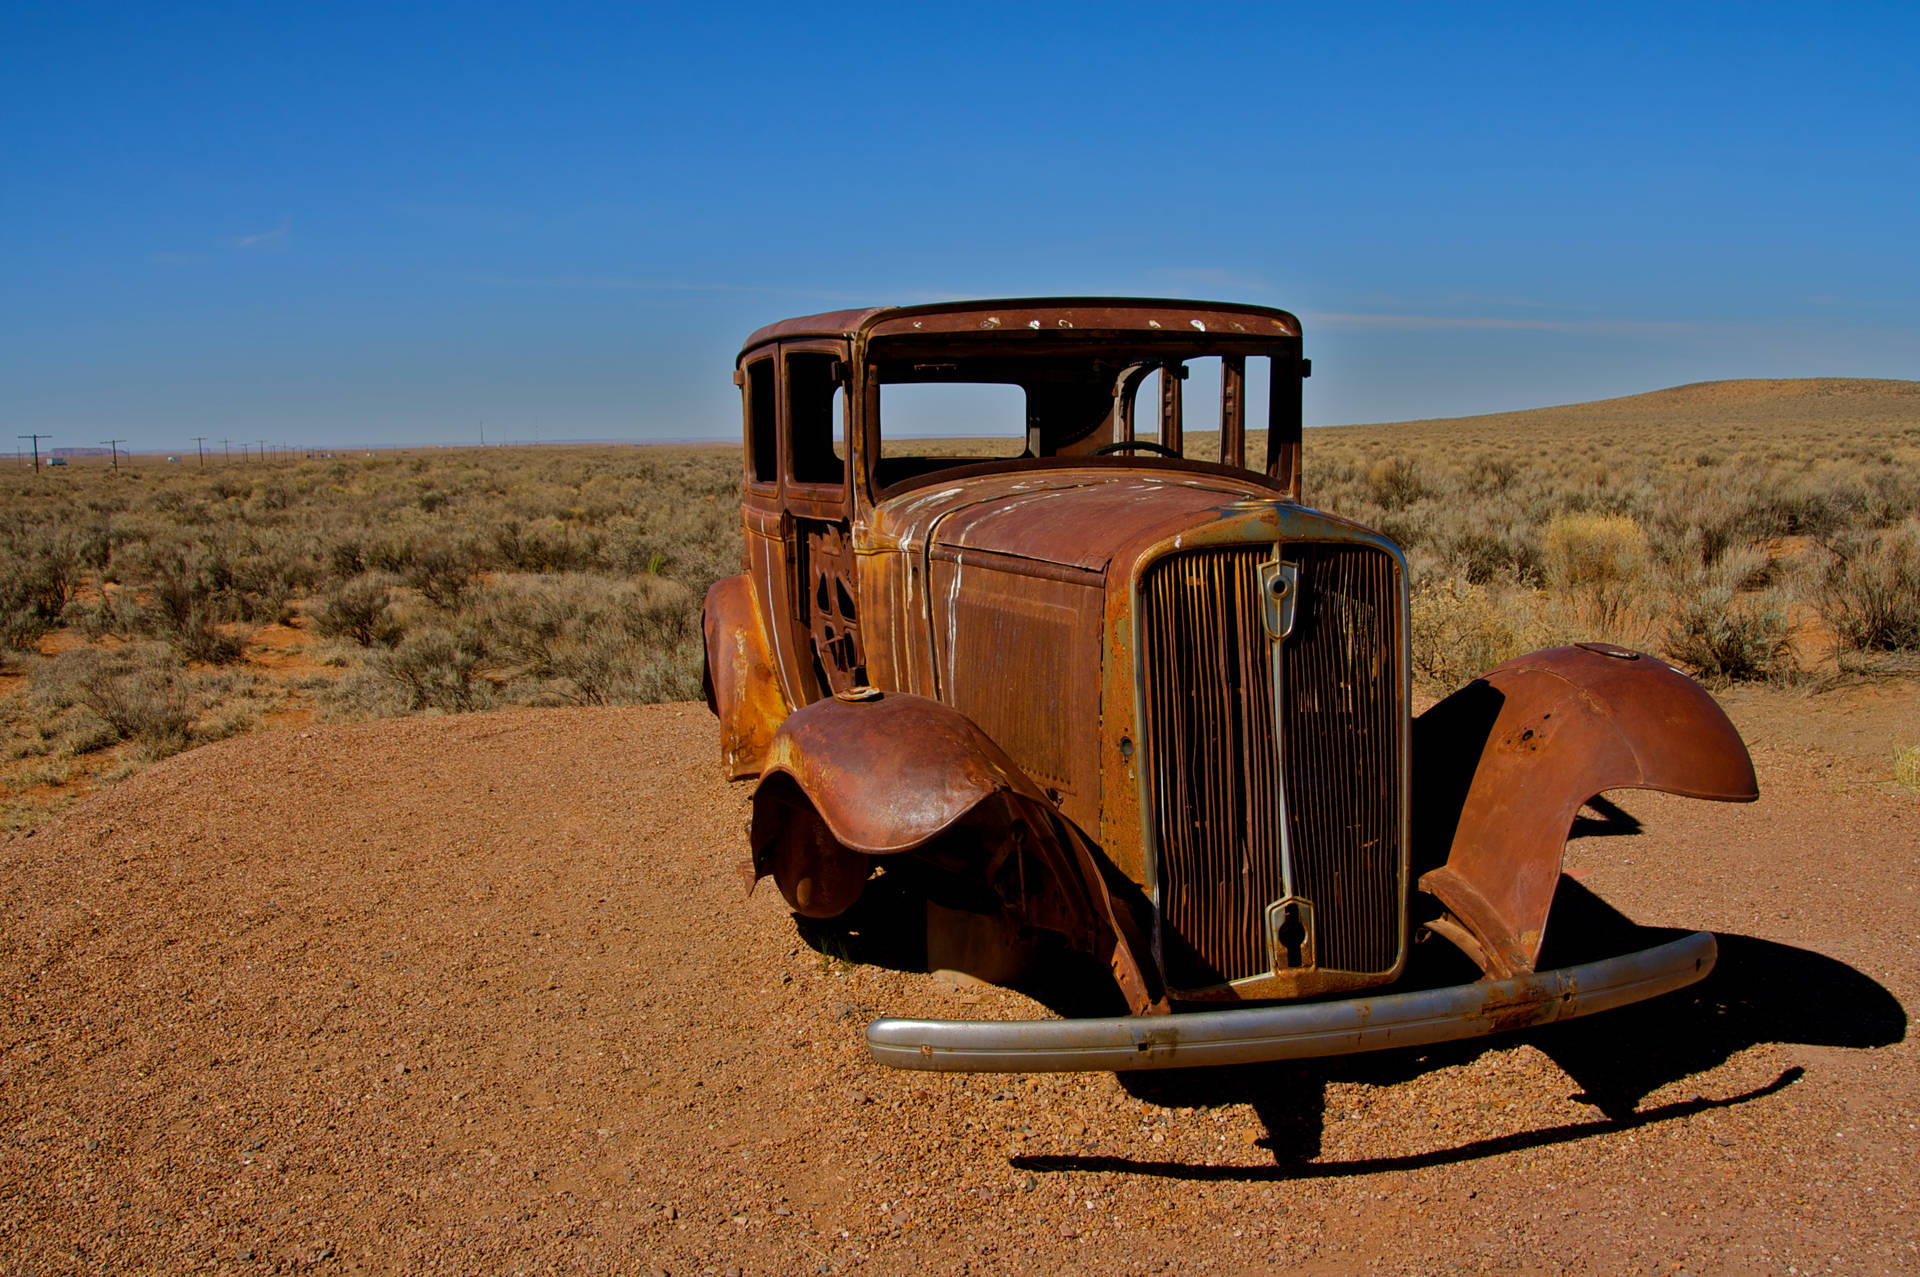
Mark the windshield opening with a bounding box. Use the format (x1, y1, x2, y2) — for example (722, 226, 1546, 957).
(871, 349, 1283, 491)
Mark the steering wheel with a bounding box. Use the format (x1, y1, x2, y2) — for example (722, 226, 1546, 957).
(1092, 440, 1181, 458)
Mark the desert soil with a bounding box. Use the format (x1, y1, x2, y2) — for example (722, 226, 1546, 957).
(1, 702, 1914, 1276)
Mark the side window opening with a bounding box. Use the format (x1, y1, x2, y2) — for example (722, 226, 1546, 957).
(746, 358, 777, 484)
(878, 382, 1029, 458)
(787, 353, 846, 487)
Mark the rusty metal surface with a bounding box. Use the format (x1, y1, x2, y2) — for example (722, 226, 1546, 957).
(748, 691, 1166, 1014)
(924, 558, 1103, 831)
(700, 574, 791, 780)
(1414, 645, 1758, 977)
(740, 299, 1301, 361)
(865, 930, 1718, 1072)
(1139, 541, 1406, 998)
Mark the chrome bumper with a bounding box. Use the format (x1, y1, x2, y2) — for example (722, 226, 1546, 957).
(867, 930, 1716, 1072)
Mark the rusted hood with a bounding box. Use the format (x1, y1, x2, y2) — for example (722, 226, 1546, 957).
(868, 467, 1287, 574)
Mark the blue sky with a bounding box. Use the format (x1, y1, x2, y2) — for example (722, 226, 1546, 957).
(4, 2, 1916, 451)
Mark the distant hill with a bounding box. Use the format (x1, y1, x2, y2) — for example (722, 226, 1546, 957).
(1330, 378, 1920, 445)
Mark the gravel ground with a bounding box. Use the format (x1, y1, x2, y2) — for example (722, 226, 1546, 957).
(1, 703, 1913, 1276)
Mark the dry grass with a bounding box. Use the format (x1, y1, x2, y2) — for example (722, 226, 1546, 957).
(1895, 744, 1920, 794)
(0, 444, 739, 826)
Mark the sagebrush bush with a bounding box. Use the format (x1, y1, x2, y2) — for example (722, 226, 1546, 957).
(467, 572, 700, 705)
(31, 644, 200, 759)
(1661, 578, 1797, 685)
(1410, 576, 1561, 692)
(311, 576, 405, 648)
(1821, 523, 1920, 652)
(1895, 745, 1920, 794)
(0, 527, 77, 650)
(372, 630, 492, 713)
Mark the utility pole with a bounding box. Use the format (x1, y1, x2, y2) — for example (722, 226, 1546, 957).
(257, 439, 266, 465)
(100, 439, 126, 472)
(241, 443, 250, 463)
(220, 437, 231, 462)
(17, 433, 49, 473)
(479, 420, 485, 447)
(192, 436, 207, 468)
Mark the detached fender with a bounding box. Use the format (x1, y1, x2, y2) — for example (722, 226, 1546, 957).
(1414, 644, 1756, 977)
(702, 574, 791, 780)
(749, 691, 1165, 1014)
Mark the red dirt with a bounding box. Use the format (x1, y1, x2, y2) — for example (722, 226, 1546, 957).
(1, 704, 1914, 1275)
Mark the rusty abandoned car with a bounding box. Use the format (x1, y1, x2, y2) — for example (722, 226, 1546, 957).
(701, 298, 1757, 1073)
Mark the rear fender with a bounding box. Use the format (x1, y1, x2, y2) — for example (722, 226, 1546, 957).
(702, 573, 792, 780)
(1414, 644, 1757, 977)
(748, 691, 1166, 1014)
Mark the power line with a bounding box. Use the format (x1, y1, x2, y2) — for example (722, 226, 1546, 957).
(17, 433, 49, 473)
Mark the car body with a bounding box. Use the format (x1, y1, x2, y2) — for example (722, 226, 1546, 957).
(702, 297, 1757, 1072)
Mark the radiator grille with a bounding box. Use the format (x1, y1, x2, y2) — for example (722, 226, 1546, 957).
(1140, 542, 1404, 989)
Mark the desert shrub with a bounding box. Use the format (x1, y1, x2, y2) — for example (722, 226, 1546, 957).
(31, 645, 201, 759)
(130, 550, 248, 664)
(1464, 454, 1517, 495)
(1660, 577, 1796, 685)
(1543, 512, 1648, 588)
(1437, 527, 1542, 587)
(1895, 745, 1920, 794)
(1364, 456, 1426, 510)
(404, 541, 481, 609)
(328, 537, 369, 581)
(310, 575, 405, 647)
(1542, 511, 1650, 633)
(466, 572, 700, 704)
(0, 534, 77, 650)
(370, 630, 492, 713)
(1820, 523, 1920, 651)
(1409, 576, 1560, 692)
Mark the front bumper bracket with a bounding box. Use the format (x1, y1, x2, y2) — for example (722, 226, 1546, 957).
(866, 930, 1716, 1072)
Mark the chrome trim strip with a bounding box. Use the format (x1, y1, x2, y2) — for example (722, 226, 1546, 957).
(866, 932, 1716, 1073)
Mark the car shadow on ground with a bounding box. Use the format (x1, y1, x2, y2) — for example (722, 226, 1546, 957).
(792, 831, 1907, 1184)
(1013, 878, 1905, 1181)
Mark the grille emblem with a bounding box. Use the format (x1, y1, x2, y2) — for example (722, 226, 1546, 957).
(1265, 896, 1317, 971)
(1259, 559, 1299, 639)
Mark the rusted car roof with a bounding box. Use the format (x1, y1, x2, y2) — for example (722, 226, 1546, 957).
(738, 297, 1302, 357)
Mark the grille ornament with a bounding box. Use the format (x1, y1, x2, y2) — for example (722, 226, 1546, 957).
(1264, 896, 1316, 970)
(1259, 559, 1299, 640)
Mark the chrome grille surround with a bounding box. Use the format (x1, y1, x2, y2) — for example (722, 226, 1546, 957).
(1133, 528, 1410, 1000)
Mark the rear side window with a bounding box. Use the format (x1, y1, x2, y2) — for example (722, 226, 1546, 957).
(746, 358, 776, 484)
(787, 353, 845, 486)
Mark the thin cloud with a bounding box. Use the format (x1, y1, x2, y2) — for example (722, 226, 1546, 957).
(236, 224, 289, 248)
(149, 251, 209, 265)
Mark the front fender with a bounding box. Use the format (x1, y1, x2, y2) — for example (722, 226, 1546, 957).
(702, 573, 792, 780)
(1414, 644, 1757, 977)
(749, 691, 1165, 1014)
